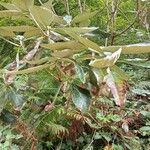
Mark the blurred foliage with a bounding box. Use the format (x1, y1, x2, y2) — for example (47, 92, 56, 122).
(0, 0, 149, 149)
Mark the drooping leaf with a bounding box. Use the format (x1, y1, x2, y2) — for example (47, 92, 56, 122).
(24, 29, 42, 37)
(54, 27, 98, 35)
(0, 28, 15, 37)
(104, 68, 127, 107)
(0, 26, 41, 37)
(89, 49, 122, 68)
(111, 65, 129, 80)
(72, 11, 98, 24)
(12, 0, 34, 11)
(0, 26, 39, 32)
(71, 86, 91, 112)
(0, 2, 18, 10)
(101, 43, 150, 54)
(43, 0, 54, 9)
(30, 6, 55, 29)
(41, 41, 85, 51)
(0, 10, 20, 17)
(79, 19, 91, 27)
(65, 30, 101, 52)
(51, 49, 74, 58)
(5, 64, 52, 75)
(118, 60, 150, 69)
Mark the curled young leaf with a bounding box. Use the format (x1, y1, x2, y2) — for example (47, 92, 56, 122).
(89, 48, 122, 68)
(104, 68, 127, 107)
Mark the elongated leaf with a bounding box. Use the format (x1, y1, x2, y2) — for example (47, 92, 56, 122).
(72, 11, 98, 24)
(0, 26, 39, 32)
(0, 10, 20, 17)
(24, 30, 42, 38)
(101, 43, 150, 54)
(72, 86, 91, 112)
(0, 2, 18, 10)
(104, 68, 127, 107)
(51, 49, 73, 58)
(43, 0, 54, 9)
(30, 6, 55, 29)
(111, 65, 129, 80)
(0, 26, 41, 37)
(89, 49, 122, 68)
(54, 27, 98, 35)
(5, 64, 52, 75)
(79, 19, 91, 27)
(0, 28, 15, 37)
(65, 31, 101, 52)
(118, 60, 150, 69)
(41, 41, 85, 50)
(12, 0, 34, 11)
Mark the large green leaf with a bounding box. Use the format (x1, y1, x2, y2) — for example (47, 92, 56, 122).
(72, 86, 91, 112)
(12, 0, 34, 11)
(89, 49, 122, 68)
(30, 6, 55, 29)
(41, 41, 85, 51)
(101, 44, 150, 54)
(72, 11, 98, 24)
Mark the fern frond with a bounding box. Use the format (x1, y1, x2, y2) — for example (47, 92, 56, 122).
(46, 122, 68, 136)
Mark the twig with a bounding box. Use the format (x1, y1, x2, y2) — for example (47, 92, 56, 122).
(0, 36, 19, 47)
(84, 130, 96, 150)
(65, 0, 70, 15)
(52, 83, 63, 105)
(78, 0, 83, 13)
